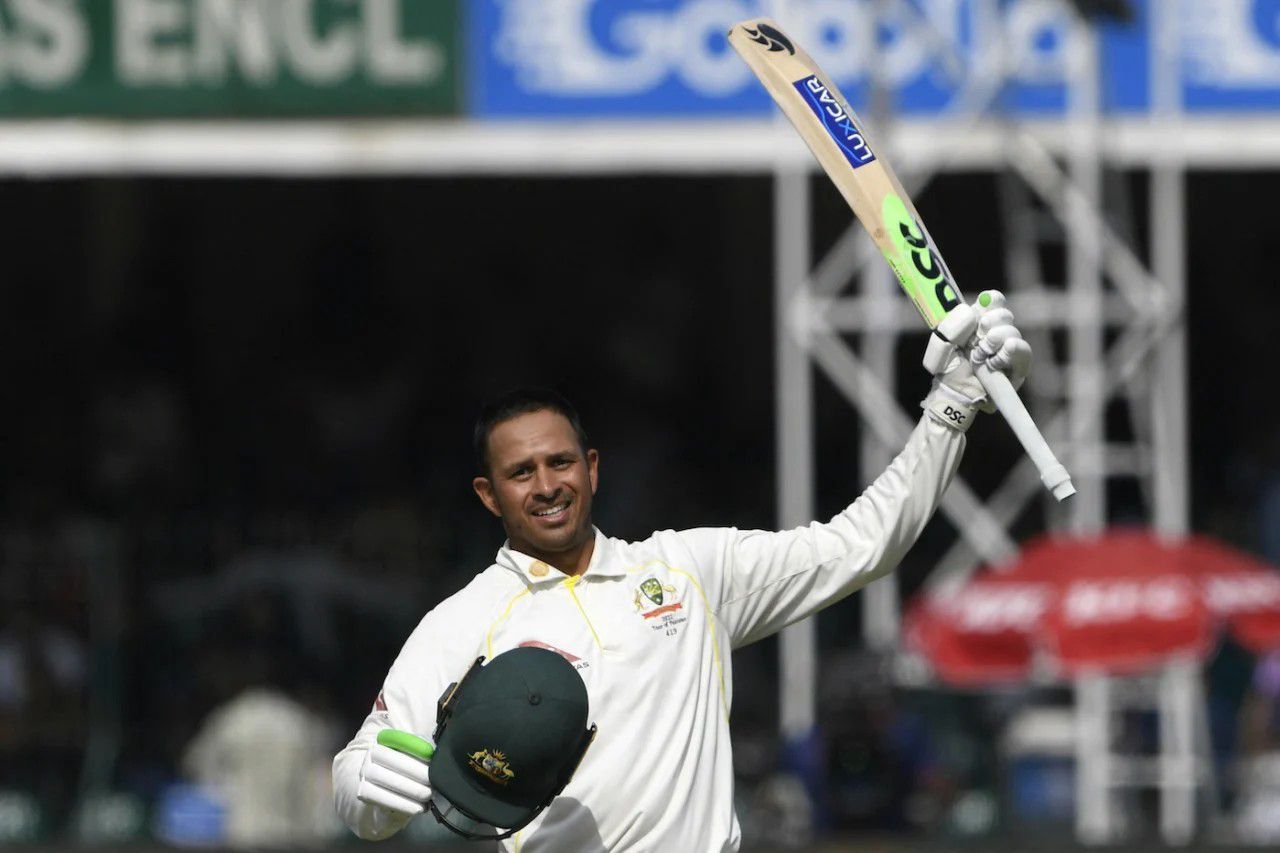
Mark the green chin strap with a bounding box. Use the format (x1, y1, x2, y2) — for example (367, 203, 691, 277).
(377, 728, 435, 762)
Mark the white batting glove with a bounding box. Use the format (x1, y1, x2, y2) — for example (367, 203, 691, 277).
(922, 290, 1031, 430)
(356, 731, 434, 817)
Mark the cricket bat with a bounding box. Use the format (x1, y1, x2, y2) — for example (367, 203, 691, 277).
(729, 18, 1076, 501)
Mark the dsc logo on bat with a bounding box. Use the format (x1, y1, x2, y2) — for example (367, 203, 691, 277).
(882, 194, 962, 321)
(794, 75, 876, 170)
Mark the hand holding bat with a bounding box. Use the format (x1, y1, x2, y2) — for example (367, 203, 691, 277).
(729, 18, 1075, 500)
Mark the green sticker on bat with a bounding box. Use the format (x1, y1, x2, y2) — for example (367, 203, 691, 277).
(881, 193, 962, 327)
(377, 729, 435, 762)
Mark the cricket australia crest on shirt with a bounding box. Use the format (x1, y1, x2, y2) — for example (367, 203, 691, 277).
(634, 575, 687, 635)
(469, 749, 515, 786)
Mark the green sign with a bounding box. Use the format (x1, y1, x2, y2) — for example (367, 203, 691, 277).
(0, 0, 459, 117)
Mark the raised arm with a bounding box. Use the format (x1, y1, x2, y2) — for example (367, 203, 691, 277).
(675, 291, 1030, 647)
(683, 409, 963, 647)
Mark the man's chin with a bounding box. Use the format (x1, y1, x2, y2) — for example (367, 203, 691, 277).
(525, 523, 590, 555)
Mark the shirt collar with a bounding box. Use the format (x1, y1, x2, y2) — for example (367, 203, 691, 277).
(495, 527, 625, 582)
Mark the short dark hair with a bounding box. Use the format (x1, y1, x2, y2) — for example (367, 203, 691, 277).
(473, 387, 590, 476)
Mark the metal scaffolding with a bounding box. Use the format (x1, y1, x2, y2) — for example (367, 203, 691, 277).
(772, 0, 1195, 843)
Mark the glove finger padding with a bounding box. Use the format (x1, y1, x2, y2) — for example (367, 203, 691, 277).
(356, 741, 433, 816)
(922, 302, 978, 377)
(977, 289, 1006, 310)
(977, 307, 1016, 337)
(936, 300, 979, 346)
(923, 290, 1031, 427)
(364, 759, 433, 803)
(371, 743, 432, 786)
(982, 333, 1031, 388)
(971, 322, 1015, 363)
(357, 777, 426, 816)
(970, 292, 1030, 389)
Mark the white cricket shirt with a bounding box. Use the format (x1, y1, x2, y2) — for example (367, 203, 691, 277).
(333, 411, 964, 851)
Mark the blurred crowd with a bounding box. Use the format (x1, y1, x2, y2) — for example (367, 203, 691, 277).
(3, 175, 1280, 847)
(5, 386, 1280, 848)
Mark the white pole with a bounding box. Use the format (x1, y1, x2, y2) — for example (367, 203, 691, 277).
(861, 0, 901, 650)
(1076, 672, 1113, 843)
(1150, 0, 1190, 541)
(1158, 661, 1198, 844)
(1066, 12, 1109, 843)
(1151, 1, 1196, 840)
(861, 261, 901, 649)
(1066, 16, 1107, 535)
(775, 163, 816, 742)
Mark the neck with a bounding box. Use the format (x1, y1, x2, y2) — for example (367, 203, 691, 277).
(516, 532, 595, 577)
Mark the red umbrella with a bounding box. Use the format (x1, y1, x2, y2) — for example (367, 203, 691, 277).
(905, 529, 1280, 686)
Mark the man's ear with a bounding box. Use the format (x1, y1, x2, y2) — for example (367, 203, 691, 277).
(472, 476, 502, 518)
(586, 448, 599, 495)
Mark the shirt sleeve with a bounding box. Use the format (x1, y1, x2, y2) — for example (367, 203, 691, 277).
(332, 574, 505, 840)
(673, 410, 965, 648)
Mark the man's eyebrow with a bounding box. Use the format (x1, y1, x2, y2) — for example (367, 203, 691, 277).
(500, 448, 579, 474)
(502, 457, 534, 474)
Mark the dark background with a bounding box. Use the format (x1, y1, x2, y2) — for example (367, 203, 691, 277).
(0, 170, 1275, 842)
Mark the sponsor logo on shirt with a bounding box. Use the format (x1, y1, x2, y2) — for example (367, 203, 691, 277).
(519, 640, 589, 670)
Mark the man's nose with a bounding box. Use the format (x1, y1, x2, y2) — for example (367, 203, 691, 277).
(533, 468, 559, 497)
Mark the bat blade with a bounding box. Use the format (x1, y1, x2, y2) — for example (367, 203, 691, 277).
(730, 18, 1076, 501)
(728, 18, 960, 328)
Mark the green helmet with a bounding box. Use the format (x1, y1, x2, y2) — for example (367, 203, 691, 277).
(427, 647, 596, 840)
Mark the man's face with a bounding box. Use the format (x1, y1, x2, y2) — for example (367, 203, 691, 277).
(472, 409, 598, 559)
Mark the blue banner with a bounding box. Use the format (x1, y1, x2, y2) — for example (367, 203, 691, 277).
(466, 0, 1280, 118)
(1181, 0, 1280, 111)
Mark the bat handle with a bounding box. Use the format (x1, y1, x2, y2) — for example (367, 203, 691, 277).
(975, 364, 1076, 502)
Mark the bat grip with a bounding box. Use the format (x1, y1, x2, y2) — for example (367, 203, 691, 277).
(975, 364, 1076, 502)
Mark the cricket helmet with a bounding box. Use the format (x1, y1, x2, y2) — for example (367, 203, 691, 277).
(426, 647, 596, 840)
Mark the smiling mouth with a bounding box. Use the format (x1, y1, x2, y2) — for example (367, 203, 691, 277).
(531, 501, 571, 520)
